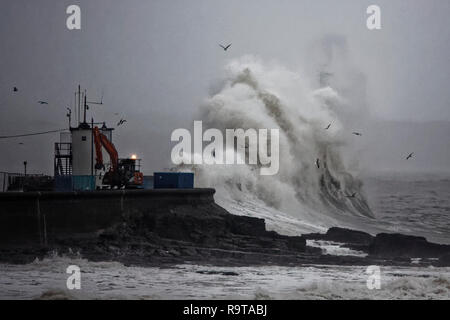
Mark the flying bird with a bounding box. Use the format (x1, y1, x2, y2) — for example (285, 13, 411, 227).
(38, 101, 49, 105)
(325, 123, 331, 130)
(219, 43, 232, 51)
(117, 119, 127, 126)
(346, 192, 357, 198)
(13, 87, 18, 92)
(18, 142, 24, 145)
(316, 158, 320, 169)
(352, 132, 362, 136)
(406, 152, 414, 160)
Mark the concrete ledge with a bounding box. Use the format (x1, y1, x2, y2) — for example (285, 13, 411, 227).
(0, 188, 216, 247)
(0, 188, 215, 200)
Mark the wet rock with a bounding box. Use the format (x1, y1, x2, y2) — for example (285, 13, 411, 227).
(169, 249, 181, 257)
(180, 247, 197, 256)
(437, 253, 450, 267)
(196, 270, 239, 276)
(286, 236, 307, 251)
(369, 233, 450, 258)
(2, 196, 449, 268)
(303, 227, 373, 245)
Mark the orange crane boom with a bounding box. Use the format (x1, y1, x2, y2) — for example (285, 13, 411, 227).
(93, 126, 118, 171)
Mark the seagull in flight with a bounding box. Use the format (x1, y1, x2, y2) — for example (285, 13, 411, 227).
(117, 119, 127, 126)
(219, 43, 232, 51)
(352, 132, 362, 136)
(345, 192, 357, 198)
(325, 123, 331, 130)
(316, 158, 320, 169)
(406, 152, 414, 160)
(38, 101, 49, 105)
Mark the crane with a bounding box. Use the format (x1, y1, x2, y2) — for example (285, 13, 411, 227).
(93, 126, 143, 188)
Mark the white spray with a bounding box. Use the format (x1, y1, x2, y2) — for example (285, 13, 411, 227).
(179, 52, 373, 231)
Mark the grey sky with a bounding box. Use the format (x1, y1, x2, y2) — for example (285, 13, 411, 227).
(0, 0, 449, 174)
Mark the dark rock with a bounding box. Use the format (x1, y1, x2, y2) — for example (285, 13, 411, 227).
(326, 227, 373, 245)
(226, 215, 267, 236)
(196, 270, 239, 276)
(2, 189, 449, 268)
(437, 253, 450, 267)
(221, 271, 239, 276)
(369, 233, 450, 258)
(286, 236, 307, 251)
(303, 227, 373, 245)
(169, 249, 181, 257)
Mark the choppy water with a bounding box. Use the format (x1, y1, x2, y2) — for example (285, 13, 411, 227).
(0, 256, 449, 300)
(218, 173, 450, 245)
(0, 174, 449, 300)
(364, 173, 450, 244)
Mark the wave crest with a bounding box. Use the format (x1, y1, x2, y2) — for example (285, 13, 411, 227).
(182, 55, 373, 227)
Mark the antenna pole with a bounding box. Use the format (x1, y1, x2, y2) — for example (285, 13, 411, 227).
(83, 92, 87, 124)
(67, 110, 71, 129)
(91, 117, 94, 179)
(74, 93, 77, 126)
(78, 85, 81, 125)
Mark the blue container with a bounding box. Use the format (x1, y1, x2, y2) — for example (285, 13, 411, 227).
(54, 176, 73, 192)
(153, 172, 194, 189)
(72, 175, 95, 191)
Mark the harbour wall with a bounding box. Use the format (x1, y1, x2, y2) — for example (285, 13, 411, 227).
(0, 189, 216, 247)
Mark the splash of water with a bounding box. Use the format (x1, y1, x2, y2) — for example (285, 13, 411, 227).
(180, 55, 372, 228)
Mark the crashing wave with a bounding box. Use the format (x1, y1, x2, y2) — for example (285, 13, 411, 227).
(179, 55, 373, 231)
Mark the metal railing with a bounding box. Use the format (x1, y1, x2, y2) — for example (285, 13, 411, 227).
(54, 142, 72, 176)
(0, 172, 48, 192)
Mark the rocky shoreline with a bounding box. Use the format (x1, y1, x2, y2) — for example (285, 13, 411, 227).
(0, 201, 449, 267)
(303, 227, 450, 267)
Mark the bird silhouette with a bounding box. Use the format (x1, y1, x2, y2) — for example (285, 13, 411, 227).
(13, 87, 18, 92)
(18, 142, 24, 145)
(219, 43, 232, 51)
(117, 119, 127, 126)
(38, 101, 49, 105)
(352, 132, 362, 136)
(345, 192, 357, 198)
(406, 152, 414, 160)
(325, 123, 331, 130)
(316, 158, 320, 169)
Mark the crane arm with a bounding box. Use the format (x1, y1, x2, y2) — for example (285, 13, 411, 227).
(93, 127, 104, 169)
(93, 126, 119, 171)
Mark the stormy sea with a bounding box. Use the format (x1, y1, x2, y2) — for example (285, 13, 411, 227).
(1, 58, 449, 300)
(0, 173, 449, 300)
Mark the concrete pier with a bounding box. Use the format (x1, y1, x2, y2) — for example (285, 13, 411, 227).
(0, 189, 216, 246)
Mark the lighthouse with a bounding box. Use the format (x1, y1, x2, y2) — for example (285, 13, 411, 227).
(54, 86, 113, 191)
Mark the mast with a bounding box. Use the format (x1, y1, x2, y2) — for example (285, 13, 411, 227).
(83, 91, 87, 124)
(77, 85, 81, 126)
